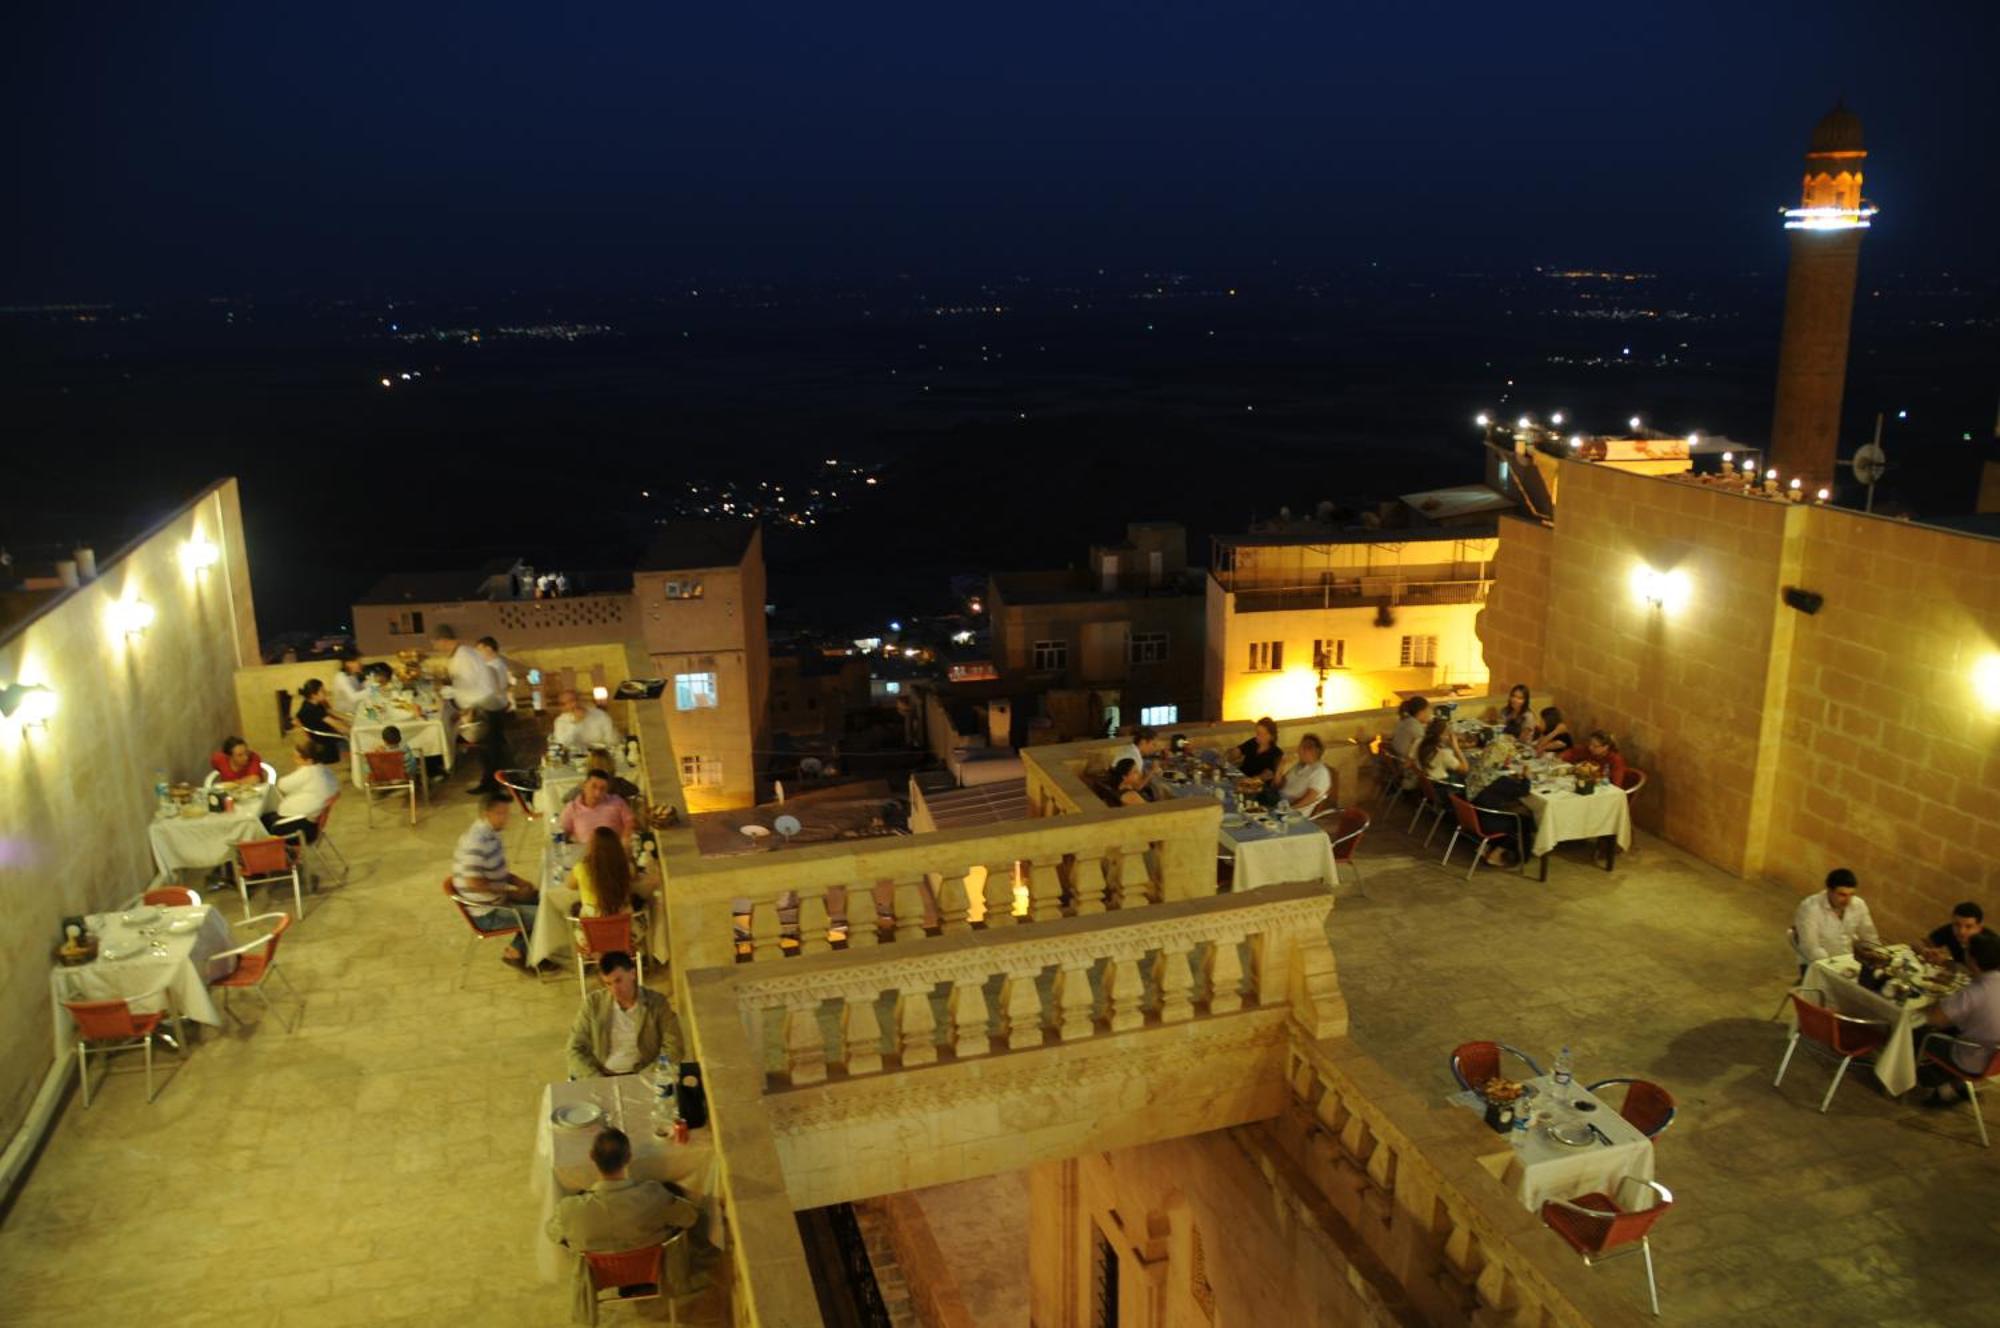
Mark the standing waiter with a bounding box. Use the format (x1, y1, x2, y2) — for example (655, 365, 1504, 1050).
(433, 626, 513, 794)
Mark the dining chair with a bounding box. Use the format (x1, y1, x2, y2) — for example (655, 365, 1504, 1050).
(442, 877, 531, 988)
(210, 912, 303, 1032)
(1774, 986, 1889, 1112)
(573, 911, 646, 997)
(496, 769, 545, 857)
(1585, 1076, 1677, 1138)
(581, 1232, 692, 1326)
(362, 749, 420, 827)
(1441, 794, 1525, 880)
(1450, 1041, 1544, 1092)
(1540, 1177, 1675, 1316)
(233, 836, 306, 921)
(1325, 807, 1370, 894)
(63, 988, 184, 1106)
(1408, 771, 1457, 847)
(1916, 1033, 2000, 1148)
(305, 796, 349, 883)
(142, 886, 202, 908)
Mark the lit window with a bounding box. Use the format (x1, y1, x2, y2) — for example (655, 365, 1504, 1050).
(1399, 635, 1438, 667)
(679, 754, 723, 787)
(1139, 704, 1178, 726)
(663, 577, 704, 600)
(675, 671, 719, 710)
(884, 681, 901, 694)
(1313, 638, 1345, 669)
(1247, 641, 1284, 672)
(1128, 632, 1169, 665)
(389, 610, 425, 636)
(1032, 640, 1069, 671)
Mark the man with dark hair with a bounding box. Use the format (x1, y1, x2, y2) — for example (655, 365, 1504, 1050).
(452, 793, 540, 968)
(435, 627, 509, 794)
(560, 768, 636, 848)
(567, 952, 682, 1079)
(545, 1127, 700, 1292)
(1109, 726, 1161, 780)
(1918, 930, 2000, 1109)
(1277, 733, 1332, 814)
(1792, 868, 1878, 967)
(1923, 902, 1994, 967)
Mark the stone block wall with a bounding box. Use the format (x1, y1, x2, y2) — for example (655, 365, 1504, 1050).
(1474, 514, 1552, 693)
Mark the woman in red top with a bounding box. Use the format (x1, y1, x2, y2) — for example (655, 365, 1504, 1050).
(1561, 730, 1628, 788)
(210, 736, 265, 784)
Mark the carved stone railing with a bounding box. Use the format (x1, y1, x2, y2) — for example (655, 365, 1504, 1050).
(732, 882, 1344, 1092)
(665, 797, 1224, 970)
(1270, 1033, 1651, 1328)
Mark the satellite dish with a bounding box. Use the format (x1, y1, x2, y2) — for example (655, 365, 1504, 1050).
(738, 824, 770, 840)
(799, 756, 825, 779)
(1851, 441, 1887, 485)
(774, 814, 802, 841)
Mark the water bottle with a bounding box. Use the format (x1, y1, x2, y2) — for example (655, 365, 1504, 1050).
(1552, 1046, 1573, 1089)
(153, 769, 171, 816)
(650, 1051, 678, 1134)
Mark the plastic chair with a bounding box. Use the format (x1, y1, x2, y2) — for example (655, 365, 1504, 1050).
(306, 796, 349, 883)
(363, 749, 420, 827)
(142, 886, 202, 908)
(63, 989, 183, 1106)
(1325, 807, 1370, 894)
(1774, 986, 1889, 1112)
(573, 911, 647, 997)
(582, 1232, 691, 1325)
(1408, 771, 1458, 847)
(1917, 1033, 2000, 1148)
(1450, 1041, 1544, 1091)
(210, 913, 303, 1032)
(1617, 767, 1647, 798)
(1586, 1077, 1678, 1138)
(1367, 746, 1407, 814)
(233, 836, 305, 921)
(1540, 1177, 1675, 1317)
(1441, 794, 1525, 880)
(442, 877, 530, 986)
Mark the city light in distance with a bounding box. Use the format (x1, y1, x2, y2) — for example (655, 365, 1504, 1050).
(1568, 435, 1583, 449)
(1516, 415, 1531, 430)
(1628, 415, 1642, 431)
(1475, 413, 1490, 428)
(1782, 205, 1876, 231)
(1550, 411, 1565, 426)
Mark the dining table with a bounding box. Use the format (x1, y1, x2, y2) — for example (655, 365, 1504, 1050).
(1518, 758, 1632, 880)
(347, 683, 456, 788)
(49, 904, 237, 1057)
(531, 1072, 724, 1283)
(535, 754, 641, 818)
(1802, 952, 1961, 1097)
(1452, 1074, 1656, 1212)
(528, 840, 668, 969)
(1155, 768, 1337, 891)
(147, 781, 280, 875)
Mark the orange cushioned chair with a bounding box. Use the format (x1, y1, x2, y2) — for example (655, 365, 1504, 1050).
(1586, 1076, 1677, 1138)
(1450, 1041, 1543, 1092)
(574, 911, 646, 997)
(63, 991, 184, 1106)
(583, 1233, 692, 1325)
(1541, 1177, 1675, 1316)
(1917, 1033, 2000, 1148)
(142, 886, 202, 908)
(210, 912, 303, 1032)
(1774, 986, 1889, 1113)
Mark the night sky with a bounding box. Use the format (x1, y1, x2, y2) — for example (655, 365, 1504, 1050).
(8, 1, 1999, 298)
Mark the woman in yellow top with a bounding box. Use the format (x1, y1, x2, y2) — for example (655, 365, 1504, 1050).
(568, 827, 634, 917)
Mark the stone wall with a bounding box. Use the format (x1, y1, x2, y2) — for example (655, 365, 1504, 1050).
(1474, 514, 1552, 694)
(0, 480, 258, 1147)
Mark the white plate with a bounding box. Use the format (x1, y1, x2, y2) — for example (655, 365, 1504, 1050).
(1220, 815, 1247, 828)
(122, 908, 162, 926)
(552, 1102, 605, 1129)
(1546, 1121, 1595, 1147)
(167, 916, 202, 935)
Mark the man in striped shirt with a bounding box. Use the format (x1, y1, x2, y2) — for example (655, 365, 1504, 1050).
(453, 792, 541, 968)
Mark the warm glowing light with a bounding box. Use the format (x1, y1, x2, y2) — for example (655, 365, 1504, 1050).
(1765, 469, 1779, 481)
(1789, 478, 1802, 491)
(1685, 434, 1699, 447)
(1628, 415, 1641, 431)
(1782, 205, 1877, 231)
(108, 599, 156, 635)
(1515, 415, 1531, 430)
(1816, 488, 1830, 502)
(1, 682, 58, 727)
(1721, 451, 1733, 464)
(1568, 435, 1583, 449)
(591, 685, 609, 702)
(180, 537, 220, 571)
(951, 630, 974, 644)
(1976, 656, 2000, 711)
(1629, 564, 1691, 613)
(1475, 413, 1490, 428)
(1550, 411, 1565, 426)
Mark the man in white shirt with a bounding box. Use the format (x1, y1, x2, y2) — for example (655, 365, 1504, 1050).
(1791, 869, 1879, 970)
(553, 690, 618, 754)
(1109, 727, 1162, 782)
(1919, 930, 2000, 1108)
(434, 627, 511, 793)
(262, 742, 340, 842)
(330, 655, 369, 718)
(1278, 734, 1333, 815)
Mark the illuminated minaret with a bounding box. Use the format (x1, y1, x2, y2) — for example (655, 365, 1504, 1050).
(1767, 102, 1876, 492)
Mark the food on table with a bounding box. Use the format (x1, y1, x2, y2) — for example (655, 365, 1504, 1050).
(1481, 1076, 1526, 1103)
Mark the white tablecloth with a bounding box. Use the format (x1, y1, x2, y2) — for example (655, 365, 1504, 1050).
(1803, 956, 1939, 1096)
(1519, 781, 1632, 859)
(146, 782, 280, 873)
(349, 711, 455, 788)
(529, 841, 667, 968)
(50, 905, 236, 1057)
(1223, 819, 1337, 891)
(1462, 1075, 1655, 1211)
(532, 1074, 722, 1282)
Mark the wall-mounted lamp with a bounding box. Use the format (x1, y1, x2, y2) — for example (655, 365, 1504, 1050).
(180, 537, 220, 572)
(1976, 656, 2000, 712)
(0, 682, 58, 727)
(1630, 565, 1690, 613)
(108, 598, 156, 636)
(591, 685, 610, 703)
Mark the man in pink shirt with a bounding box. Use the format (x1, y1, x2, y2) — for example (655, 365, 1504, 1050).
(560, 769, 635, 849)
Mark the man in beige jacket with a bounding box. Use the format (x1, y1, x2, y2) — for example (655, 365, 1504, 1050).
(566, 951, 683, 1080)
(546, 1128, 699, 1321)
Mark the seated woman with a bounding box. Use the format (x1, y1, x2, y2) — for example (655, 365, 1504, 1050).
(1236, 716, 1284, 786)
(1465, 732, 1537, 866)
(1487, 682, 1532, 730)
(210, 735, 265, 785)
(1415, 717, 1467, 786)
(1534, 706, 1573, 755)
(1561, 730, 1628, 788)
(566, 825, 656, 917)
(1110, 758, 1153, 807)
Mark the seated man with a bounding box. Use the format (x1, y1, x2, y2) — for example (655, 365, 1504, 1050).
(1792, 868, 1879, 971)
(453, 792, 541, 969)
(582, 747, 642, 802)
(546, 1128, 700, 1301)
(561, 769, 636, 849)
(553, 689, 619, 754)
(1922, 901, 1995, 967)
(262, 741, 339, 842)
(567, 951, 683, 1079)
(1109, 726, 1162, 780)
(1918, 930, 2000, 1109)
(1276, 734, 1332, 815)
(330, 654, 369, 720)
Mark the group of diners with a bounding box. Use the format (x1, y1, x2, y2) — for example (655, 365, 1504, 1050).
(206, 731, 339, 844)
(1788, 871, 2000, 1111)
(1097, 721, 1333, 817)
(1387, 684, 1625, 868)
